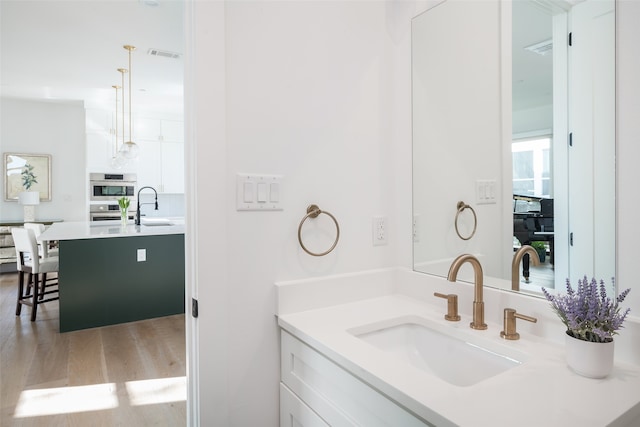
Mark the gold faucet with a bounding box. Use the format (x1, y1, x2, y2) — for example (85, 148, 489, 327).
(433, 292, 461, 321)
(447, 254, 487, 330)
(500, 308, 537, 340)
(511, 245, 541, 291)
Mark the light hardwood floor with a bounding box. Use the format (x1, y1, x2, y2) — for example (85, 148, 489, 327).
(0, 273, 187, 426)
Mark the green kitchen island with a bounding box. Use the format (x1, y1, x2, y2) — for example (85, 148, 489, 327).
(39, 220, 185, 332)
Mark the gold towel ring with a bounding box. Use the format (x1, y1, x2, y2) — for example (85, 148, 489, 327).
(454, 201, 477, 241)
(298, 204, 340, 256)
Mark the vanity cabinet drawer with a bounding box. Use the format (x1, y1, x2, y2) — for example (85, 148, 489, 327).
(280, 383, 329, 427)
(280, 330, 431, 427)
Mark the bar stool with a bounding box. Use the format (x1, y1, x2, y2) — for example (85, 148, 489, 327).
(11, 227, 59, 321)
(23, 222, 58, 258)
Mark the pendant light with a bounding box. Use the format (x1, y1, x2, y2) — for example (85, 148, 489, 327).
(111, 68, 129, 168)
(119, 45, 140, 160)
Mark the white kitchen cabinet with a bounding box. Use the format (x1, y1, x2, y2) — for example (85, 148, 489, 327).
(280, 330, 430, 427)
(136, 141, 184, 193)
(86, 132, 136, 174)
(136, 141, 163, 189)
(132, 116, 184, 193)
(134, 116, 162, 141)
(160, 120, 183, 142)
(134, 117, 183, 142)
(85, 109, 183, 188)
(160, 142, 184, 193)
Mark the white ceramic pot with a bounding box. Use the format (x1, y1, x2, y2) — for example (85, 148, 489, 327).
(565, 332, 614, 378)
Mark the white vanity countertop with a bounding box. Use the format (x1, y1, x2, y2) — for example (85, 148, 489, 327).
(39, 220, 185, 241)
(278, 294, 640, 427)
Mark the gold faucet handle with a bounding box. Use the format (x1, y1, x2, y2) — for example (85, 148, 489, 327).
(434, 292, 461, 321)
(500, 308, 537, 340)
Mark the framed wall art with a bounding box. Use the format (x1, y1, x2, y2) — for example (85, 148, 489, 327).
(4, 152, 52, 202)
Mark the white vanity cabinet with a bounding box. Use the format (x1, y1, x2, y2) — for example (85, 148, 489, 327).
(280, 383, 328, 427)
(280, 330, 431, 427)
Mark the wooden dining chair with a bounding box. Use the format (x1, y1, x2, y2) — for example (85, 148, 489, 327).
(11, 227, 59, 321)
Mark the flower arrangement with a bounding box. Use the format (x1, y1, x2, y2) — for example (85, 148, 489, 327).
(118, 196, 130, 211)
(542, 276, 630, 343)
(21, 163, 37, 190)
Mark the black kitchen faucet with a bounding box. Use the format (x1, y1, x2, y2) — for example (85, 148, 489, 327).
(135, 186, 158, 225)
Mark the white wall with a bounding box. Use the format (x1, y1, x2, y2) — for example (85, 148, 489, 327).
(188, 0, 639, 425)
(0, 98, 86, 222)
(188, 1, 409, 425)
(512, 104, 553, 135)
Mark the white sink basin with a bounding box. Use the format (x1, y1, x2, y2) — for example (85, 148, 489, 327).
(141, 218, 173, 226)
(349, 316, 526, 387)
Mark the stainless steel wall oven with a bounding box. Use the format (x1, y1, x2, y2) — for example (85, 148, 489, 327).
(89, 204, 136, 221)
(89, 173, 137, 201)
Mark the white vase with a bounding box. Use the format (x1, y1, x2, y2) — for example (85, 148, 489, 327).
(565, 332, 614, 378)
(18, 191, 40, 222)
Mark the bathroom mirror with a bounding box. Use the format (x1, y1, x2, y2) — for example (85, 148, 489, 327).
(412, 0, 616, 296)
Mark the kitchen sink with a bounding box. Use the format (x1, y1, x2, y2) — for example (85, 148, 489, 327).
(140, 218, 173, 226)
(350, 316, 526, 387)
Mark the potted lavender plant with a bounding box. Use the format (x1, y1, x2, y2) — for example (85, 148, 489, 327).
(542, 277, 630, 378)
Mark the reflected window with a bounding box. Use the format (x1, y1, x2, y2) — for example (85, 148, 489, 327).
(512, 136, 551, 198)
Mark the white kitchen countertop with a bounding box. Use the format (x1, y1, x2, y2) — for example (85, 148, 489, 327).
(39, 219, 184, 241)
(277, 270, 640, 427)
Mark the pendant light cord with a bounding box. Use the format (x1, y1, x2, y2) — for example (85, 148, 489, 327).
(124, 45, 136, 145)
(128, 47, 132, 143)
(112, 85, 119, 154)
(119, 68, 127, 148)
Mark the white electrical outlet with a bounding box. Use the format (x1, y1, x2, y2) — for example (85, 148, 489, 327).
(137, 248, 147, 262)
(373, 216, 388, 246)
(413, 215, 420, 242)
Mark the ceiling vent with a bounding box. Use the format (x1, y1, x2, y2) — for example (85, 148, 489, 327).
(524, 39, 553, 56)
(147, 48, 182, 60)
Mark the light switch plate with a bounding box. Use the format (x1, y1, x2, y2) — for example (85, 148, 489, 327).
(476, 179, 497, 204)
(137, 248, 146, 262)
(236, 174, 283, 211)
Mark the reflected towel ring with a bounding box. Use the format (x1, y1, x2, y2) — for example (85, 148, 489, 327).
(454, 201, 477, 241)
(298, 204, 340, 256)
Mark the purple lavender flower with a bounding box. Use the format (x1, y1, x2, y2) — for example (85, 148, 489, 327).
(542, 277, 630, 343)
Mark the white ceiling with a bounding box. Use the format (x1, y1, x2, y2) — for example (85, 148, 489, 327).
(1, 0, 184, 115)
(512, 1, 554, 112)
(0, 0, 567, 117)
